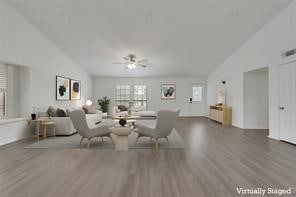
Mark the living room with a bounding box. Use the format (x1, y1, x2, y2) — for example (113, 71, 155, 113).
(1, 0, 296, 196)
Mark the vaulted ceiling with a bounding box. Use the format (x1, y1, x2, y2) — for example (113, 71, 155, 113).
(7, 0, 293, 77)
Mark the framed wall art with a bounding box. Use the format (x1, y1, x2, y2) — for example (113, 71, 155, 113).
(161, 84, 176, 100)
(56, 76, 70, 100)
(70, 79, 81, 100)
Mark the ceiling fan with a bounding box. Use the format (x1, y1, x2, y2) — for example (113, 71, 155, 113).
(113, 54, 148, 69)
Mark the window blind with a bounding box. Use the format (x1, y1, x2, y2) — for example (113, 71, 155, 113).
(0, 64, 7, 116)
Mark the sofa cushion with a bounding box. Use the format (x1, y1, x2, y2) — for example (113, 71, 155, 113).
(118, 105, 128, 111)
(82, 105, 97, 114)
(131, 105, 146, 112)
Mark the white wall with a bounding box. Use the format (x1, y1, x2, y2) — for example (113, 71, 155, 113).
(0, 0, 3, 61)
(93, 77, 207, 117)
(7, 65, 20, 118)
(0, 119, 29, 146)
(0, 0, 93, 145)
(207, 1, 296, 139)
(243, 68, 269, 129)
(0, 0, 92, 113)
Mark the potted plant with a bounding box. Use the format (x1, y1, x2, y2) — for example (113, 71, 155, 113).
(98, 96, 110, 117)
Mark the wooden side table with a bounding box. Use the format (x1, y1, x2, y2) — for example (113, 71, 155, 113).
(27, 119, 43, 141)
(40, 121, 56, 139)
(111, 126, 134, 151)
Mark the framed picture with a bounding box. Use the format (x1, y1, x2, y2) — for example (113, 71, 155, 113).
(56, 76, 70, 100)
(70, 79, 81, 100)
(161, 84, 176, 100)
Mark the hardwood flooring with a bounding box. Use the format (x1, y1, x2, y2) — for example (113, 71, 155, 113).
(1, 117, 296, 197)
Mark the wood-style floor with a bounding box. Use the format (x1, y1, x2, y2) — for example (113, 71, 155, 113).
(1, 117, 296, 197)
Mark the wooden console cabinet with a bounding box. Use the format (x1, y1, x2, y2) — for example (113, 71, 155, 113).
(209, 105, 232, 127)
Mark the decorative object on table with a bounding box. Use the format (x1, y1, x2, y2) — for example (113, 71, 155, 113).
(56, 76, 70, 100)
(119, 118, 127, 127)
(86, 99, 93, 106)
(102, 112, 108, 119)
(98, 96, 110, 113)
(31, 113, 36, 120)
(31, 106, 39, 120)
(217, 90, 226, 105)
(161, 84, 176, 100)
(70, 79, 81, 100)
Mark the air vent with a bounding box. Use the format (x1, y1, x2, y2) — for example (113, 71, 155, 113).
(282, 48, 296, 57)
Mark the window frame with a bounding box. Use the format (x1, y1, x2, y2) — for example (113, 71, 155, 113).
(133, 85, 148, 109)
(115, 84, 148, 109)
(192, 85, 203, 102)
(0, 65, 8, 117)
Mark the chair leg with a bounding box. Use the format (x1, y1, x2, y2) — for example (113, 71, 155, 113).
(155, 138, 159, 150)
(107, 134, 114, 147)
(165, 137, 170, 145)
(80, 137, 85, 145)
(87, 138, 91, 149)
(135, 134, 141, 145)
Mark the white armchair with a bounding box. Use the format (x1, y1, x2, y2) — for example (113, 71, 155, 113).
(69, 109, 114, 148)
(134, 109, 180, 149)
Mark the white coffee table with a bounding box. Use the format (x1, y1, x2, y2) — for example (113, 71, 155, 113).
(111, 126, 134, 151)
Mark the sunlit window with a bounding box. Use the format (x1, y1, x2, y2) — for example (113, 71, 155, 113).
(192, 86, 202, 102)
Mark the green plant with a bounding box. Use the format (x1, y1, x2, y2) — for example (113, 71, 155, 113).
(98, 96, 110, 113)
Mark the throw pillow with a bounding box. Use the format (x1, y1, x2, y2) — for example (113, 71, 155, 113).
(56, 108, 67, 117)
(82, 105, 88, 114)
(47, 106, 57, 117)
(118, 105, 128, 111)
(82, 105, 97, 114)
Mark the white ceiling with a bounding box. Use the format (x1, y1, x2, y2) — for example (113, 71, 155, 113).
(7, 0, 293, 77)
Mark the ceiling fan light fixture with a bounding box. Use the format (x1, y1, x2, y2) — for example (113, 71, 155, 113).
(127, 64, 136, 69)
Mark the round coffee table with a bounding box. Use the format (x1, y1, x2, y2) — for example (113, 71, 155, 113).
(111, 126, 134, 151)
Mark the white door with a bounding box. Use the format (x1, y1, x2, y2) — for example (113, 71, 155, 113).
(189, 84, 206, 116)
(279, 62, 296, 144)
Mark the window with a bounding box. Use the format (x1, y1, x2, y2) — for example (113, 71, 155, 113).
(133, 85, 147, 108)
(0, 65, 7, 117)
(115, 85, 147, 109)
(192, 86, 203, 102)
(115, 85, 131, 107)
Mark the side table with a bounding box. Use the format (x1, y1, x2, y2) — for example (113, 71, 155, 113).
(40, 121, 56, 139)
(111, 126, 134, 151)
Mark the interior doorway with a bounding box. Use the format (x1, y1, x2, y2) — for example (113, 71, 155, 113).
(243, 67, 269, 129)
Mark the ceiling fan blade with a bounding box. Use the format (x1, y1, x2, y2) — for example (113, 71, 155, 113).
(137, 59, 148, 63)
(123, 57, 129, 61)
(136, 63, 148, 68)
(113, 62, 127, 65)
